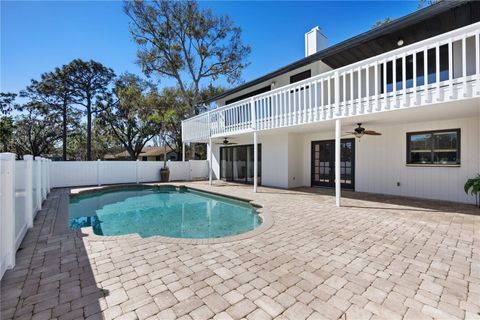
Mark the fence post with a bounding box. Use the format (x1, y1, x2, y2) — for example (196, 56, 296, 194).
(136, 159, 139, 184)
(46, 159, 51, 192)
(35, 157, 41, 210)
(97, 159, 101, 186)
(40, 157, 47, 200)
(0, 153, 16, 271)
(24, 155, 34, 228)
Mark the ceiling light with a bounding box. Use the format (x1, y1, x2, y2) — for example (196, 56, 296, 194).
(397, 38, 404, 46)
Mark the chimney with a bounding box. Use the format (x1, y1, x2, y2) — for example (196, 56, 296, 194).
(305, 26, 328, 57)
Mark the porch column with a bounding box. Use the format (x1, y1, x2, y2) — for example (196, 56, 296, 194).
(182, 142, 185, 161)
(335, 119, 341, 207)
(253, 131, 258, 193)
(208, 138, 212, 185)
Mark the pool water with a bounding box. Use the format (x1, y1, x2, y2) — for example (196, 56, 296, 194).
(69, 186, 261, 238)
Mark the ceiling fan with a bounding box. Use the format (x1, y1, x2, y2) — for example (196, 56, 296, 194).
(345, 123, 382, 138)
(215, 138, 238, 145)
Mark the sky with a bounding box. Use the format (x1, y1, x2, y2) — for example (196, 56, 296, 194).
(1, 1, 420, 95)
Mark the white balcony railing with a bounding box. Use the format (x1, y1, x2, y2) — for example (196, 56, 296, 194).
(183, 22, 480, 142)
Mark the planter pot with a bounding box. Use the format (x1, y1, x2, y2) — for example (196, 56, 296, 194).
(160, 167, 170, 182)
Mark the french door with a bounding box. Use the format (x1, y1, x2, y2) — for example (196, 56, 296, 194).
(220, 144, 261, 184)
(311, 139, 355, 189)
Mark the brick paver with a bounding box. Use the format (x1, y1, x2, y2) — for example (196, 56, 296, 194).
(1, 182, 479, 319)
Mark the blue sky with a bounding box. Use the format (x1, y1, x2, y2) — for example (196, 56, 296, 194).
(1, 1, 419, 95)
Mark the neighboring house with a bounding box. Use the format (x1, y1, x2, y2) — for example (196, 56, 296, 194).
(139, 146, 178, 162)
(106, 146, 178, 161)
(182, 1, 480, 205)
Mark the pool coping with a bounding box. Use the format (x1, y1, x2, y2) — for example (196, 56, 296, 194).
(69, 183, 274, 244)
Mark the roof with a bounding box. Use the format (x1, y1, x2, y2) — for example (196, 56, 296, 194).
(204, 0, 479, 104)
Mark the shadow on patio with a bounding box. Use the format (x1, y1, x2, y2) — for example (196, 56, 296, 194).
(0, 189, 107, 320)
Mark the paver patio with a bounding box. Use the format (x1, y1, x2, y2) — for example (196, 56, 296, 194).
(1, 182, 479, 320)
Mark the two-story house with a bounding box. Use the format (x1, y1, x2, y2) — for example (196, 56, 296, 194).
(182, 1, 480, 206)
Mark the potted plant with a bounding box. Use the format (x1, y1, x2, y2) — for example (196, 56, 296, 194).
(160, 142, 170, 182)
(464, 174, 480, 207)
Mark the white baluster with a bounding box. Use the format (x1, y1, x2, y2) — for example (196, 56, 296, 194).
(375, 62, 380, 111)
(383, 59, 387, 110)
(413, 51, 418, 105)
(366, 66, 371, 112)
(402, 53, 407, 106)
(436, 43, 441, 101)
(350, 70, 354, 116)
(424, 48, 429, 103)
(462, 35, 467, 97)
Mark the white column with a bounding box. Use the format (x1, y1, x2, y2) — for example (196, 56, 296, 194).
(24, 155, 34, 228)
(208, 137, 212, 186)
(253, 131, 258, 193)
(182, 142, 186, 162)
(335, 119, 341, 207)
(1, 153, 16, 271)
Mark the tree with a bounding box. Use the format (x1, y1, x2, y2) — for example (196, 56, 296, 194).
(124, 0, 250, 112)
(67, 59, 115, 160)
(21, 66, 80, 160)
(14, 102, 62, 157)
(98, 73, 165, 160)
(0, 92, 16, 152)
(157, 85, 223, 160)
(0, 92, 19, 115)
(0, 116, 14, 152)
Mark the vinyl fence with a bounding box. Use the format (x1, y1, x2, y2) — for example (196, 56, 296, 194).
(0, 153, 51, 279)
(50, 160, 209, 188)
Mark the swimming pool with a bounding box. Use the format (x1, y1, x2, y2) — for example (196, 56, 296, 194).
(69, 186, 261, 239)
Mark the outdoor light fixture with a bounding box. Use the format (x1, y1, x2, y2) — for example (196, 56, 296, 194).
(354, 131, 365, 139)
(397, 38, 404, 46)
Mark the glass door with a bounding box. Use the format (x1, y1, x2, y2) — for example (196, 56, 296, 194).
(311, 139, 355, 189)
(220, 144, 261, 184)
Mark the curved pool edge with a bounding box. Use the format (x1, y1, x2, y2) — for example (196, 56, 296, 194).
(71, 183, 274, 244)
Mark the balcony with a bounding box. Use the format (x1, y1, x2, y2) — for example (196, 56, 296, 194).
(182, 22, 480, 143)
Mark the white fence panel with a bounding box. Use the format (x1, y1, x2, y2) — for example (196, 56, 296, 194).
(0, 153, 15, 279)
(167, 161, 191, 181)
(137, 161, 162, 182)
(99, 161, 136, 185)
(14, 160, 27, 249)
(50, 160, 209, 187)
(50, 161, 98, 187)
(189, 160, 209, 180)
(1, 153, 50, 280)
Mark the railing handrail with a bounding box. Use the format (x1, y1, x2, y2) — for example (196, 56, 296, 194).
(182, 21, 479, 125)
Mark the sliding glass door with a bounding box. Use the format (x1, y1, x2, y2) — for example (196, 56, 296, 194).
(220, 144, 261, 184)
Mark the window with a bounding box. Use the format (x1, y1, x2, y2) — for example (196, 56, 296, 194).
(407, 129, 460, 165)
(225, 85, 271, 105)
(290, 70, 311, 84)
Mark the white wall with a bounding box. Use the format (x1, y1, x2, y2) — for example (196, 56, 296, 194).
(299, 116, 480, 204)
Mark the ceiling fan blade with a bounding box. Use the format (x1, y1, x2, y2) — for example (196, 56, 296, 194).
(364, 131, 382, 135)
(344, 132, 356, 134)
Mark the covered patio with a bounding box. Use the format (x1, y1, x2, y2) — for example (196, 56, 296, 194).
(1, 181, 479, 320)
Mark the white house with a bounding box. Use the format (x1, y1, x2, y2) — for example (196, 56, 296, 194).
(182, 1, 480, 205)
